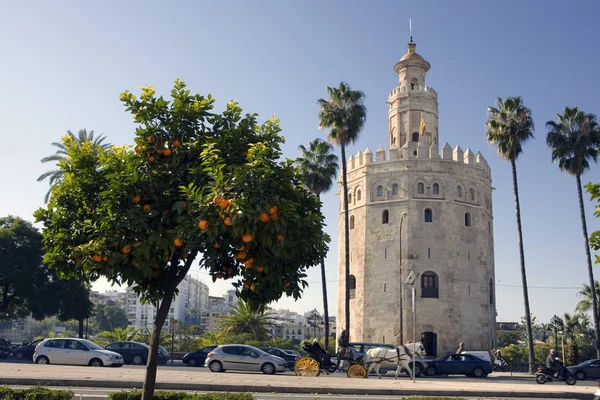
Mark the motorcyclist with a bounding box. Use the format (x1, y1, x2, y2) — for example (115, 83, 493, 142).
(545, 349, 567, 380)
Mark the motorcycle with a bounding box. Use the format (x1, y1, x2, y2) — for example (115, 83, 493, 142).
(535, 365, 576, 385)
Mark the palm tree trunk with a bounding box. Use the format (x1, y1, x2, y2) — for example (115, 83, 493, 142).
(317, 197, 330, 350)
(142, 286, 175, 400)
(340, 144, 351, 336)
(576, 174, 600, 359)
(510, 158, 535, 373)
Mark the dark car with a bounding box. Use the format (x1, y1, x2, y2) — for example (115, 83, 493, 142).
(425, 353, 493, 377)
(182, 345, 217, 367)
(104, 341, 170, 365)
(568, 359, 600, 380)
(0, 339, 12, 359)
(259, 347, 299, 370)
(12, 339, 43, 361)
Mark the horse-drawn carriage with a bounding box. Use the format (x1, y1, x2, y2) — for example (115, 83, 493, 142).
(293, 341, 368, 378)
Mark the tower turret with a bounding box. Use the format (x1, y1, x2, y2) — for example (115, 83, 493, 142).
(387, 41, 439, 152)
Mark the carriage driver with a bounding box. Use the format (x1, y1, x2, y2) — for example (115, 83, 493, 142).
(337, 329, 360, 361)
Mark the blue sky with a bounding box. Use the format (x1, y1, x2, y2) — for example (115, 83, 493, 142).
(1, 0, 599, 324)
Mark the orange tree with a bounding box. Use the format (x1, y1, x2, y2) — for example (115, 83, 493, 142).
(34, 80, 328, 399)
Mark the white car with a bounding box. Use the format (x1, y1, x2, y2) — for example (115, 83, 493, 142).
(34, 338, 124, 367)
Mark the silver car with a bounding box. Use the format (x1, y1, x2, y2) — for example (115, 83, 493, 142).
(34, 338, 124, 367)
(205, 344, 287, 374)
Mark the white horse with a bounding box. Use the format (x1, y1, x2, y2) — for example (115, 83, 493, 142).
(405, 342, 426, 357)
(365, 345, 414, 379)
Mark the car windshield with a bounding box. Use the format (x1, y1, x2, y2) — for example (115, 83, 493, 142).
(252, 347, 270, 356)
(81, 340, 103, 350)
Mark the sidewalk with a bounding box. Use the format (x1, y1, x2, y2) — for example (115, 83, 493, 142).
(0, 364, 594, 399)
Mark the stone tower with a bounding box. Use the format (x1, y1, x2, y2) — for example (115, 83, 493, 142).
(336, 40, 496, 357)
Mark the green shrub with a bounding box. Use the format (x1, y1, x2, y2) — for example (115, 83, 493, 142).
(108, 390, 254, 400)
(0, 386, 73, 400)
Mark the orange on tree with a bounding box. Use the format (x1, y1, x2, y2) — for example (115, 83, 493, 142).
(213, 195, 223, 205)
(244, 258, 254, 268)
(148, 136, 156, 143)
(198, 219, 209, 230)
(236, 250, 247, 259)
(256, 266, 264, 273)
(219, 199, 230, 209)
(244, 283, 250, 289)
(93, 255, 102, 263)
(133, 194, 141, 203)
(216, 272, 224, 279)
(163, 148, 172, 157)
(172, 139, 180, 147)
(277, 235, 284, 242)
(223, 216, 232, 226)
(148, 156, 155, 163)
(250, 283, 256, 291)
(121, 245, 131, 254)
(174, 238, 183, 247)
(213, 241, 220, 248)
(242, 233, 253, 243)
(156, 148, 164, 155)
(143, 204, 151, 211)
(102, 255, 108, 262)
(259, 212, 270, 222)
(269, 206, 278, 216)
(134, 146, 143, 154)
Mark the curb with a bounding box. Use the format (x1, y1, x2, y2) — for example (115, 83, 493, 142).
(0, 378, 589, 399)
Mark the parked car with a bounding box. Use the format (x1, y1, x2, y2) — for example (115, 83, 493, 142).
(33, 338, 124, 367)
(0, 339, 12, 359)
(104, 341, 169, 365)
(182, 345, 217, 367)
(259, 347, 299, 370)
(425, 353, 493, 377)
(568, 359, 600, 380)
(347, 342, 427, 377)
(461, 350, 494, 367)
(205, 344, 287, 374)
(12, 339, 43, 361)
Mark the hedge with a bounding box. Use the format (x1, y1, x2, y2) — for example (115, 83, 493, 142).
(0, 386, 73, 400)
(108, 390, 255, 400)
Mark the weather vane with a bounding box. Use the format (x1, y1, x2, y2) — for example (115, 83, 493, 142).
(409, 18, 413, 43)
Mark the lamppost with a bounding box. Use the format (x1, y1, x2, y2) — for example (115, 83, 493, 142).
(399, 211, 408, 345)
(405, 269, 419, 382)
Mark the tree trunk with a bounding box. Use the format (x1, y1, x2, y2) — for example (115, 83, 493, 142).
(142, 286, 175, 400)
(576, 174, 600, 358)
(317, 197, 330, 350)
(340, 145, 351, 337)
(510, 158, 535, 373)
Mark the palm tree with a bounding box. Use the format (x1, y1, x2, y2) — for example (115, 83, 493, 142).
(317, 82, 367, 336)
(98, 327, 140, 343)
(546, 107, 600, 358)
(38, 129, 110, 203)
(296, 138, 339, 349)
(198, 330, 229, 348)
(576, 281, 600, 317)
(218, 300, 273, 341)
(485, 96, 535, 372)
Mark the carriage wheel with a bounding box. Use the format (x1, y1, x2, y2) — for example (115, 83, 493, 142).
(294, 356, 321, 377)
(347, 363, 368, 378)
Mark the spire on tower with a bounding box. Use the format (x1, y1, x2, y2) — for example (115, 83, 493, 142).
(409, 18, 413, 43)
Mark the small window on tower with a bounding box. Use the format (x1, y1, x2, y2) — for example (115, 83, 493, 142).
(349, 275, 357, 299)
(457, 186, 463, 198)
(424, 208, 433, 223)
(392, 183, 398, 195)
(377, 185, 383, 197)
(350, 216, 355, 230)
(417, 182, 424, 194)
(382, 210, 389, 224)
(411, 78, 419, 90)
(357, 190, 362, 201)
(433, 183, 440, 195)
(348, 193, 352, 203)
(412, 132, 419, 142)
(465, 212, 472, 227)
(470, 188, 475, 201)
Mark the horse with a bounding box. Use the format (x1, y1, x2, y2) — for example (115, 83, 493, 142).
(365, 345, 414, 379)
(404, 342, 426, 357)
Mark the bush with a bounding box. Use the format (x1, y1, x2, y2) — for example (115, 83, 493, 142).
(0, 386, 73, 400)
(108, 390, 255, 400)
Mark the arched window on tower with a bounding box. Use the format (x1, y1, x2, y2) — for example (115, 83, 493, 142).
(433, 183, 440, 195)
(457, 186, 463, 198)
(465, 212, 472, 227)
(411, 78, 419, 90)
(349, 275, 356, 299)
(421, 271, 439, 298)
(489, 279, 494, 305)
(350, 216, 355, 230)
(412, 132, 419, 142)
(348, 193, 352, 204)
(417, 182, 424, 194)
(392, 183, 399, 196)
(357, 190, 361, 201)
(377, 185, 383, 197)
(470, 188, 475, 201)
(382, 210, 389, 224)
(424, 208, 433, 223)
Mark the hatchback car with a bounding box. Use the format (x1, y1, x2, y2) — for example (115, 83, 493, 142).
(259, 347, 299, 370)
(182, 345, 217, 367)
(425, 353, 492, 377)
(568, 359, 600, 380)
(205, 344, 287, 374)
(34, 338, 124, 367)
(12, 339, 43, 361)
(104, 341, 170, 365)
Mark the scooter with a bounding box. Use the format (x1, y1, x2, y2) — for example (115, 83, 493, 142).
(535, 365, 576, 385)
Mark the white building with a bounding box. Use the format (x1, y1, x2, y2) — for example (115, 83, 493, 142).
(267, 308, 305, 342)
(337, 39, 496, 357)
(126, 275, 209, 331)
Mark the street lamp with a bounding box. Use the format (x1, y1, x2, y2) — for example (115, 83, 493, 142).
(405, 269, 419, 383)
(399, 211, 408, 345)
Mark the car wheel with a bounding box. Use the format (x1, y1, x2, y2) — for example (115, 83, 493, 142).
(89, 358, 104, 367)
(426, 366, 437, 376)
(35, 356, 49, 365)
(472, 367, 484, 378)
(262, 362, 275, 375)
(575, 370, 586, 380)
(132, 355, 144, 365)
(188, 358, 197, 367)
(209, 360, 223, 372)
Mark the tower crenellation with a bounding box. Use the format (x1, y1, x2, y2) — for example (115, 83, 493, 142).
(337, 38, 496, 357)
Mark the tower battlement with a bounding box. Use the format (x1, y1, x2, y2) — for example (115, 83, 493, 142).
(388, 85, 437, 100)
(346, 142, 490, 177)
